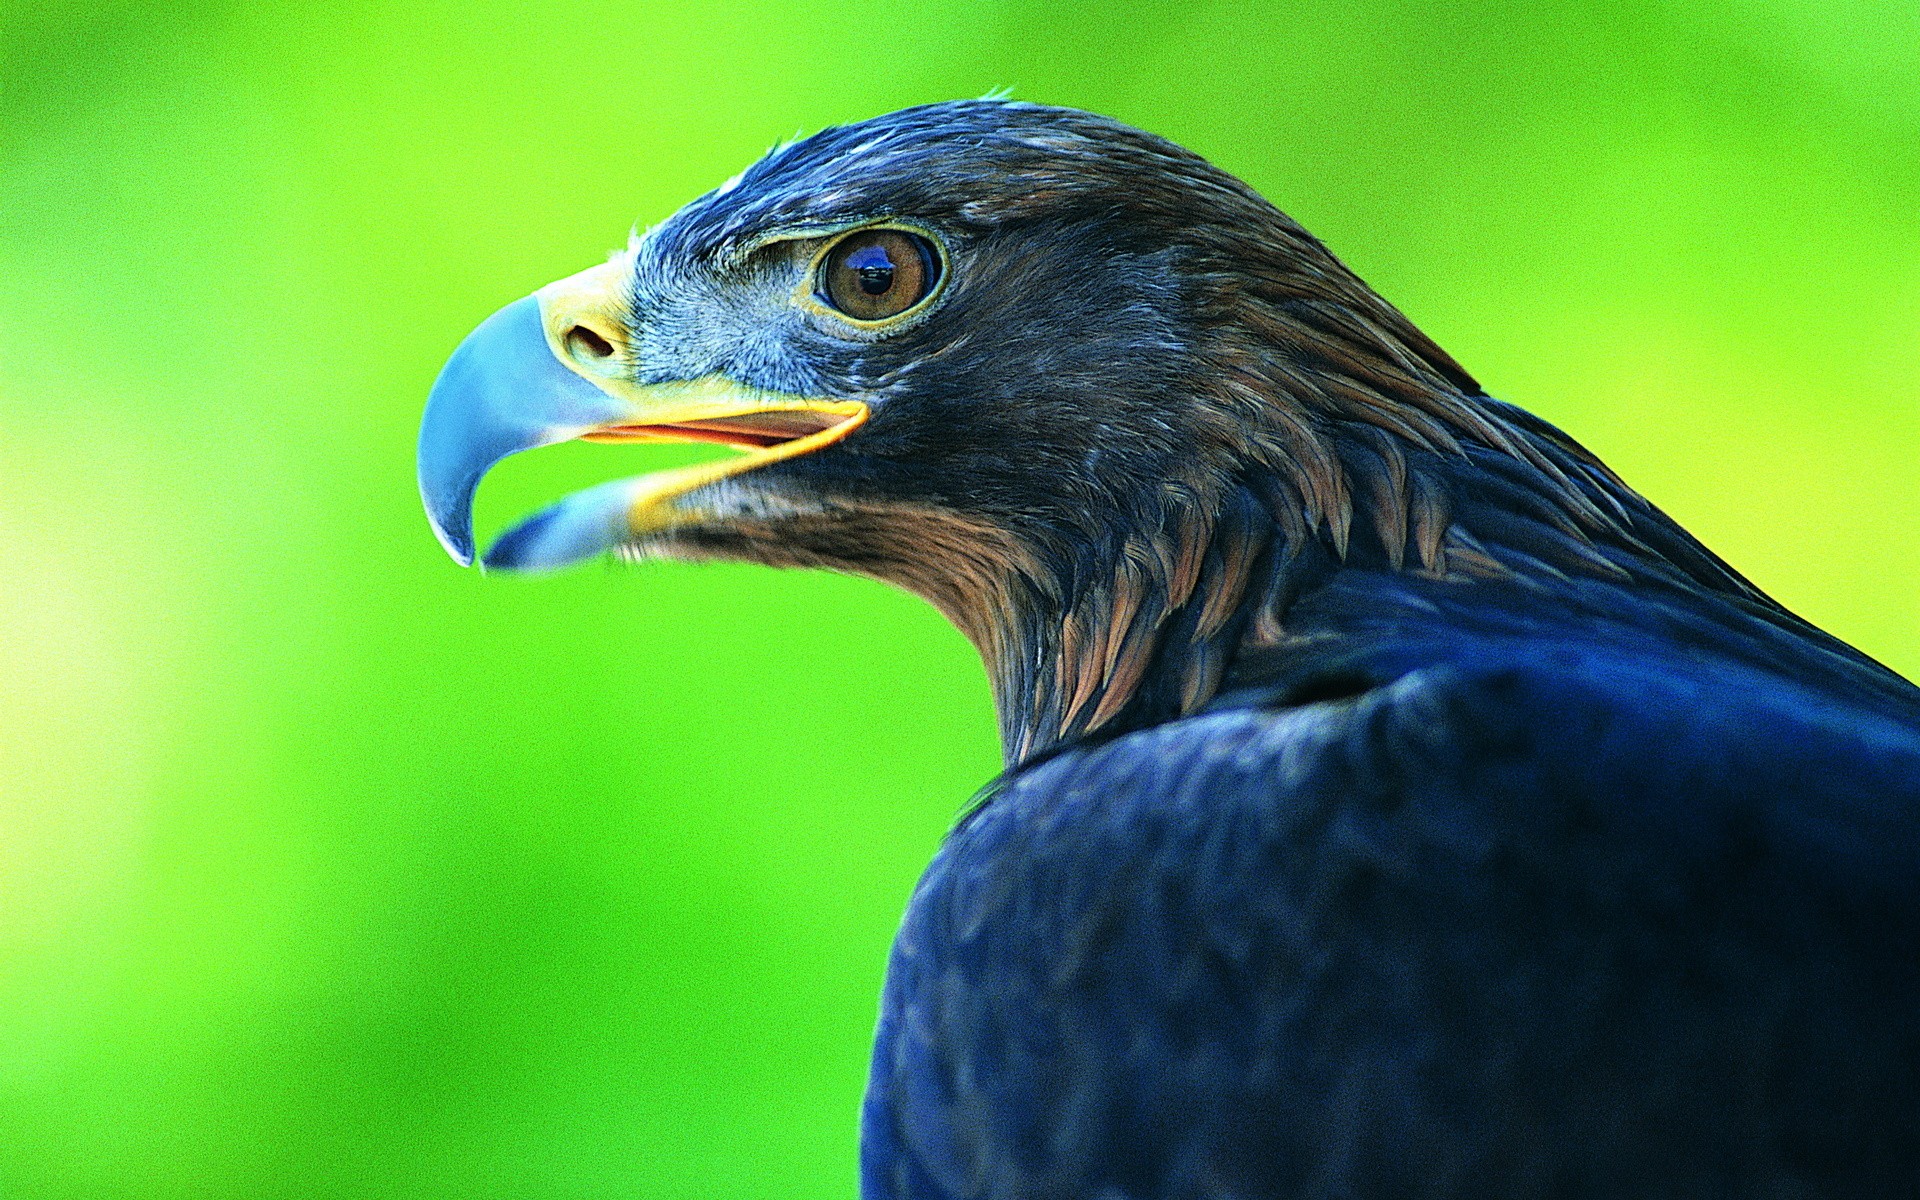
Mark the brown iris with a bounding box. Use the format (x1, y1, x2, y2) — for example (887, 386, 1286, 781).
(821, 229, 939, 321)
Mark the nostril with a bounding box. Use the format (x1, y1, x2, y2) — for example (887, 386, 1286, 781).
(566, 325, 616, 361)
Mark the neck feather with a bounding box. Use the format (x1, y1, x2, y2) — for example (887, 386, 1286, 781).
(947, 376, 1783, 767)
(902, 214, 1787, 766)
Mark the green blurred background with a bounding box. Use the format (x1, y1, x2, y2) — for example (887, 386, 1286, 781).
(3, 0, 1916, 1194)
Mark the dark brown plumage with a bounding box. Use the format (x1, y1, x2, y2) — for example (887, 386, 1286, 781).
(421, 100, 1920, 1198)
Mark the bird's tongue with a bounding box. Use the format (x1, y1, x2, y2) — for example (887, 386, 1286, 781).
(583, 410, 847, 449)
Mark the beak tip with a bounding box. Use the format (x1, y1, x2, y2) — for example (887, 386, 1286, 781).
(415, 292, 629, 572)
(479, 514, 550, 572)
(420, 478, 478, 566)
(481, 503, 582, 573)
(482, 477, 640, 573)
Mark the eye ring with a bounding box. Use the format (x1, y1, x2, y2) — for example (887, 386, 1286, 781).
(815, 228, 943, 323)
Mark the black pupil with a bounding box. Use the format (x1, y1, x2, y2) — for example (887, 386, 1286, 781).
(846, 242, 896, 295)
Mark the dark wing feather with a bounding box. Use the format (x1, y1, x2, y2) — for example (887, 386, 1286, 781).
(861, 631, 1920, 1199)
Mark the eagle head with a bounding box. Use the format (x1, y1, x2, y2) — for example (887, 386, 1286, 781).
(420, 99, 1701, 761)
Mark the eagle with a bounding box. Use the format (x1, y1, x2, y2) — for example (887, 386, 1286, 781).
(418, 101, 1920, 1197)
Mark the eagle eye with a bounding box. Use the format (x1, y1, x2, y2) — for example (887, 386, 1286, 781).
(819, 229, 939, 322)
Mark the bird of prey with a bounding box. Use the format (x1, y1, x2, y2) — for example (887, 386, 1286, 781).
(418, 101, 1920, 1198)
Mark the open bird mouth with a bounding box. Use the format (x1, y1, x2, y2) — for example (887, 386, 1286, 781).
(564, 400, 871, 524)
(416, 286, 870, 573)
(471, 398, 869, 574)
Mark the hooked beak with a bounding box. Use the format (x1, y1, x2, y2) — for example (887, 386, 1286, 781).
(417, 260, 867, 571)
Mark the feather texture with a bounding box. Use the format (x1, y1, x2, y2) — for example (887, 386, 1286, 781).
(865, 579, 1920, 1197)
(549, 99, 1920, 1196)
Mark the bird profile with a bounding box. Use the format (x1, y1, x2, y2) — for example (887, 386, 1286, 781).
(419, 100, 1920, 1198)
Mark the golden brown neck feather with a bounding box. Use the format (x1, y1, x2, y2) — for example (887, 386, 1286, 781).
(858, 490, 1275, 767)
